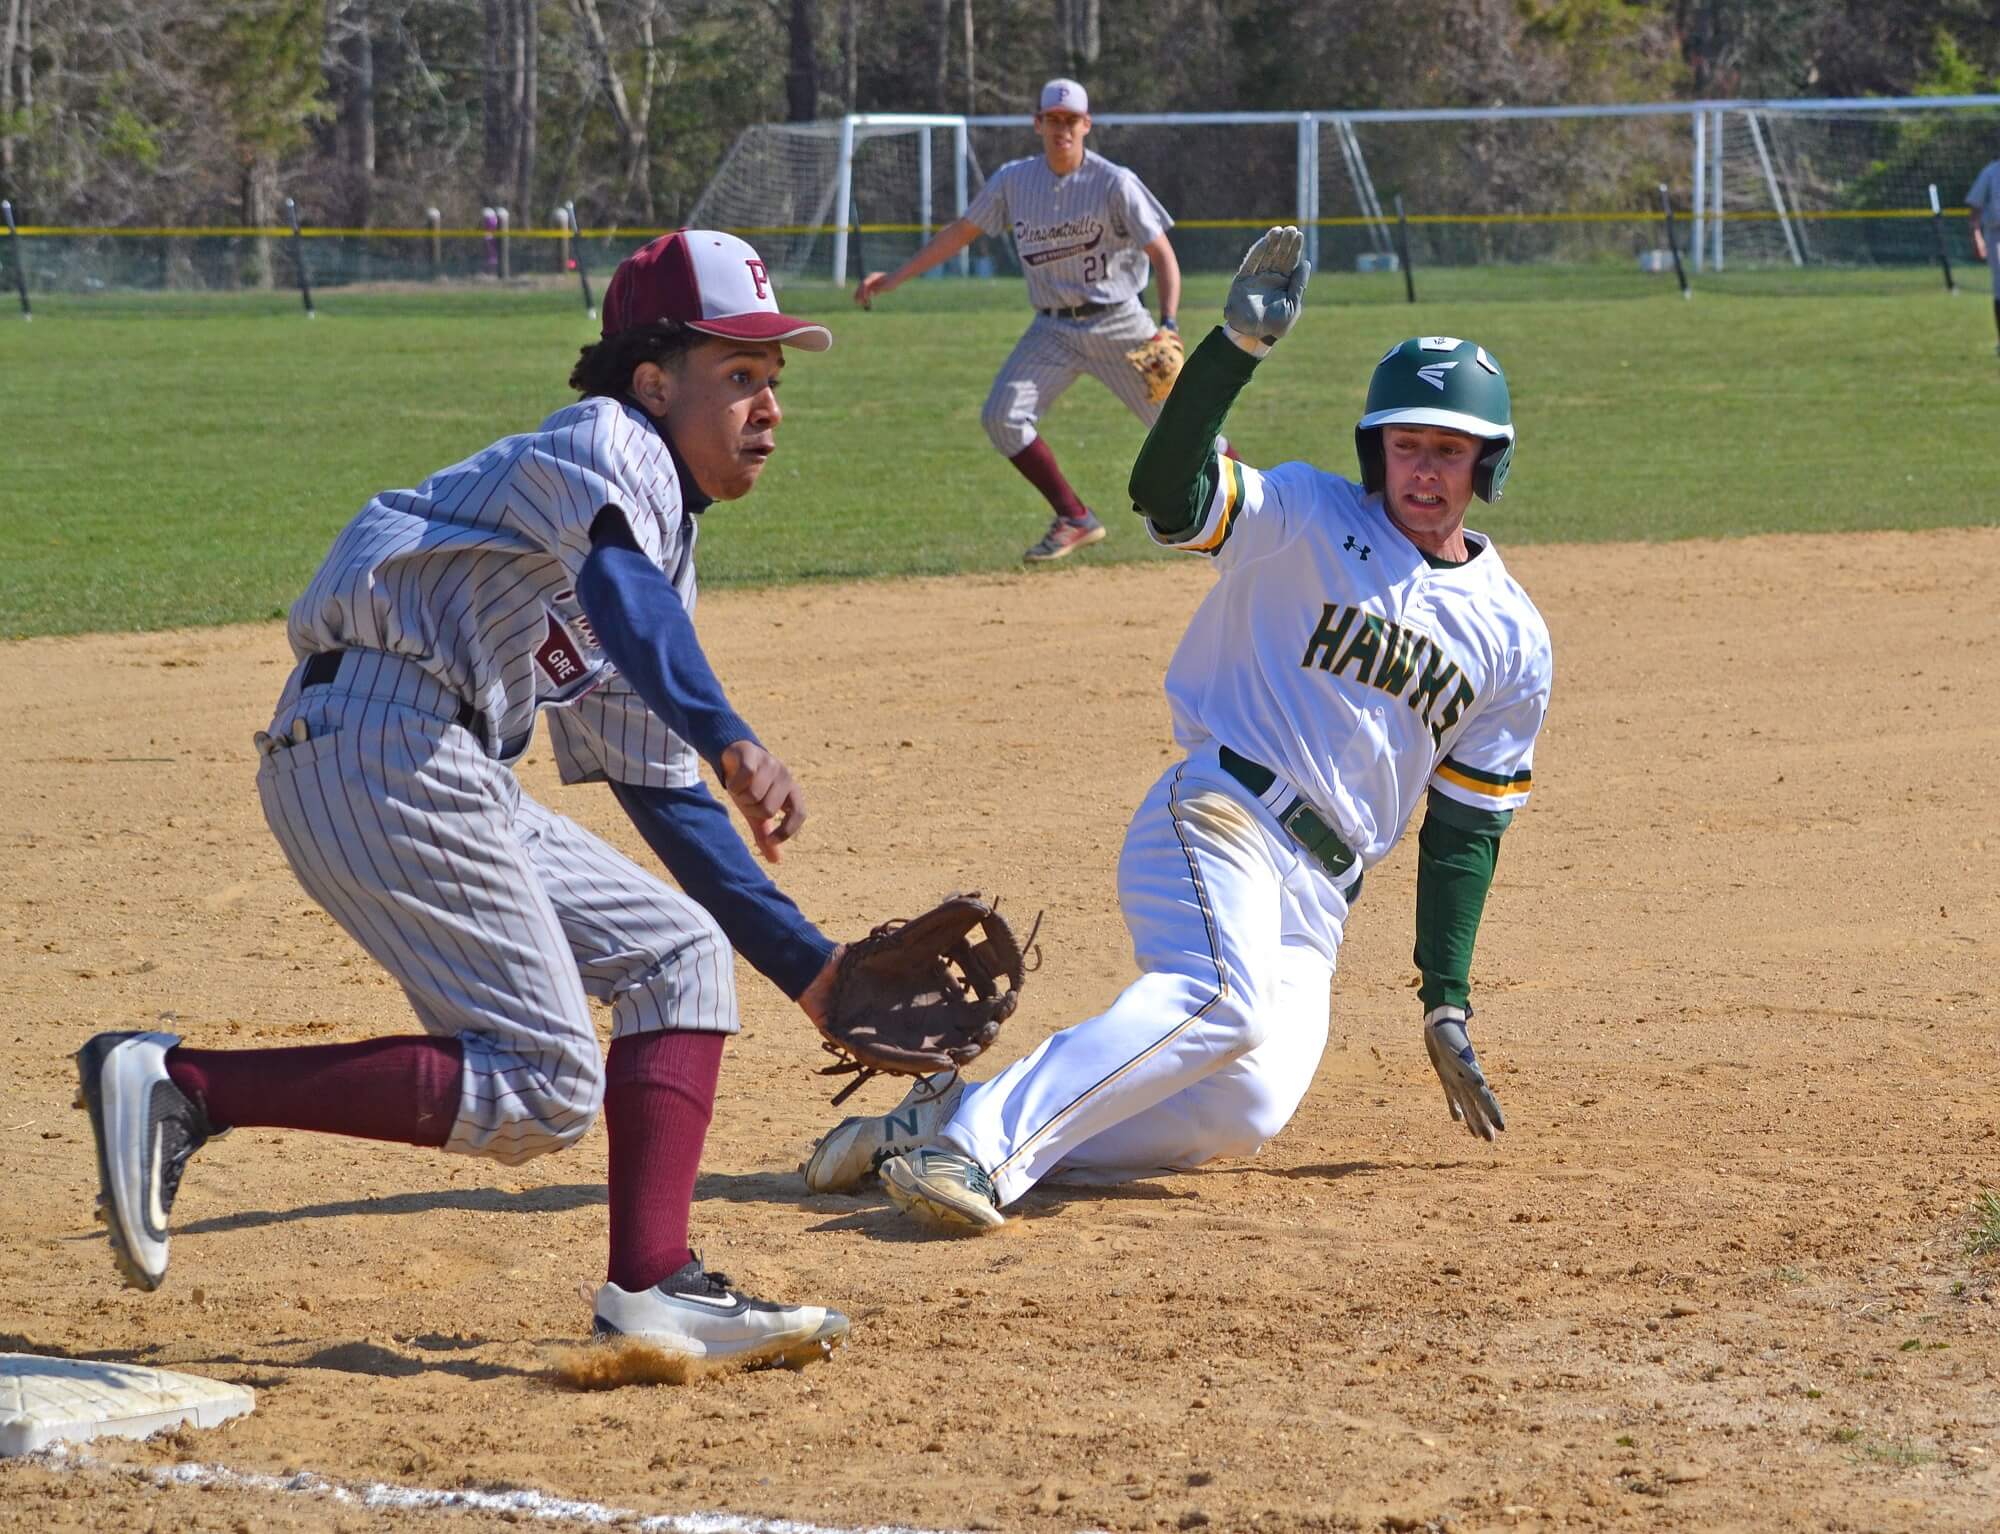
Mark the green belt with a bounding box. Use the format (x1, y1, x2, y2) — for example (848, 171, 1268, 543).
(1218, 745, 1362, 893)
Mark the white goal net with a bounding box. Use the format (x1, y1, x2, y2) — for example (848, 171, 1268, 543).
(689, 115, 986, 282)
(1703, 103, 2000, 269)
(693, 97, 2000, 285)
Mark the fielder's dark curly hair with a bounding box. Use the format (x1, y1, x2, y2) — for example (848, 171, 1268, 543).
(569, 319, 700, 400)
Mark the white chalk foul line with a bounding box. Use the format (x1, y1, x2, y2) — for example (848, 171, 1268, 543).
(25, 1443, 967, 1534)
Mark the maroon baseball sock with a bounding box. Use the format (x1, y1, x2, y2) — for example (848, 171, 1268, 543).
(167, 1036, 462, 1147)
(1007, 438, 1089, 520)
(603, 1029, 725, 1294)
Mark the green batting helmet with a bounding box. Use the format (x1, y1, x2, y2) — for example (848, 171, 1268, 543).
(1355, 336, 1515, 502)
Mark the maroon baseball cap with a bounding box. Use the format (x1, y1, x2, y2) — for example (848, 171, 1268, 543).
(600, 229, 831, 351)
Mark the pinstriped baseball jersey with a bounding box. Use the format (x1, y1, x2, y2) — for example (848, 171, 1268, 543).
(283, 396, 691, 760)
(1154, 459, 1552, 864)
(1968, 160, 2000, 297)
(965, 150, 1171, 310)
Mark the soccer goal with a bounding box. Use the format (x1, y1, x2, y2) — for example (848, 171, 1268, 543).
(689, 114, 981, 284)
(693, 96, 2000, 286)
(1696, 99, 2000, 270)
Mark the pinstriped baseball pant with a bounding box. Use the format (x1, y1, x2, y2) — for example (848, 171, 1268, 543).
(981, 300, 1164, 456)
(257, 665, 736, 1168)
(937, 751, 1350, 1206)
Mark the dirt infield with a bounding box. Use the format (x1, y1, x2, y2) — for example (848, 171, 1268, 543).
(2, 531, 1996, 1534)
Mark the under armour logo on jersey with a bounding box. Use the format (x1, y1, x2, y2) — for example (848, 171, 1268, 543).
(1343, 534, 1371, 560)
(1416, 361, 1460, 390)
(746, 259, 770, 300)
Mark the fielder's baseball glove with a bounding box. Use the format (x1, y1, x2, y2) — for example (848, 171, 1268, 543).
(1125, 328, 1185, 405)
(815, 895, 1038, 1105)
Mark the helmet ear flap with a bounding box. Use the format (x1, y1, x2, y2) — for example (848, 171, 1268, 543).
(1355, 426, 1386, 496)
(1475, 438, 1513, 502)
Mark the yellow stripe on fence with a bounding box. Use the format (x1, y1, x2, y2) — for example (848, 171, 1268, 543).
(9, 207, 1951, 240)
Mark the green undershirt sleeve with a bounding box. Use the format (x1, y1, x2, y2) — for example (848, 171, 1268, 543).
(1414, 790, 1513, 1010)
(1128, 326, 1262, 538)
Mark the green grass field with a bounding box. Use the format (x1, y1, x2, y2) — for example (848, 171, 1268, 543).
(2, 266, 1995, 637)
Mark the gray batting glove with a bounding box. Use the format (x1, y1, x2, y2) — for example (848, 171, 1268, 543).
(1423, 1005, 1505, 1142)
(1223, 225, 1311, 347)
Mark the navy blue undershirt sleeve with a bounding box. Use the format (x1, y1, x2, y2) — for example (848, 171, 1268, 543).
(575, 509, 757, 770)
(610, 779, 835, 1001)
(577, 508, 833, 1001)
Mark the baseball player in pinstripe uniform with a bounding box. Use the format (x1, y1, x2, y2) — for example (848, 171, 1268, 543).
(1967, 155, 2000, 353)
(854, 78, 1207, 563)
(76, 231, 858, 1368)
(806, 229, 1553, 1230)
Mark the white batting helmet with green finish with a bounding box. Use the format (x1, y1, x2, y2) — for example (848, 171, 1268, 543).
(1355, 336, 1515, 502)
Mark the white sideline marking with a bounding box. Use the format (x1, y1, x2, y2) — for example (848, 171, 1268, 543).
(23, 1443, 965, 1534)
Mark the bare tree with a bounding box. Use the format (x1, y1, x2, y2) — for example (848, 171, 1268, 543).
(325, 0, 375, 223)
(840, 0, 856, 112)
(513, 0, 536, 222)
(961, 0, 973, 115)
(569, 0, 660, 221)
(932, 0, 951, 111)
(785, 0, 816, 121)
(1057, 0, 1098, 70)
(0, 0, 24, 192)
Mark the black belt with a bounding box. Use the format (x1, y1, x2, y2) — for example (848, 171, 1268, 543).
(301, 649, 488, 741)
(1037, 300, 1115, 320)
(1218, 745, 1362, 890)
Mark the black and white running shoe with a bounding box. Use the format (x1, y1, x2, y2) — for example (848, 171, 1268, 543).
(74, 1031, 212, 1292)
(592, 1259, 849, 1368)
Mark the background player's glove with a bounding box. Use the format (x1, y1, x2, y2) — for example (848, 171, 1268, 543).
(1423, 1004, 1505, 1142)
(814, 895, 1039, 1106)
(1124, 327, 1185, 405)
(1223, 225, 1311, 349)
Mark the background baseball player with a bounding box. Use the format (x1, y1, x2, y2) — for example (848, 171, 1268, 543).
(76, 231, 859, 1367)
(1968, 153, 2000, 353)
(807, 228, 1553, 1229)
(853, 78, 1203, 564)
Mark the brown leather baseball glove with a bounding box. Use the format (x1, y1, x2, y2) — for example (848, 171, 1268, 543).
(1124, 327, 1185, 405)
(814, 895, 1038, 1105)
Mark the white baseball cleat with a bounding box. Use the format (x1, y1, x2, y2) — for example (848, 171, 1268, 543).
(73, 1031, 213, 1292)
(801, 1072, 965, 1194)
(879, 1147, 1007, 1232)
(592, 1260, 849, 1369)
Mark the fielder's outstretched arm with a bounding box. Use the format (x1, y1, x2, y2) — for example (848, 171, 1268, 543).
(610, 779, 836, 1001)
(853, 217, 982, 306)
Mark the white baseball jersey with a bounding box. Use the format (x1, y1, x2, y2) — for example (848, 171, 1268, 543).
(965, 150, 1171, 310)
(282, 396, 693, 760)
(1154, 459, 1553, 862)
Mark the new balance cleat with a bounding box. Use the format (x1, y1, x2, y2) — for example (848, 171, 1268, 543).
(74, 1031, 212, 1292)
(879, 1147, 1006, 1232)
(801, 1072, 965, 1194)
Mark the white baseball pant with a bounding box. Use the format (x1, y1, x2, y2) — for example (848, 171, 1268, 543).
(938, 745, 1355, 1205)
